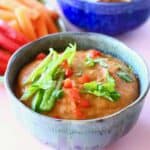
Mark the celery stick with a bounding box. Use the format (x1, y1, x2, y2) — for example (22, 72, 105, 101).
(31, 90, 44, 111)
(25, 51, 53, 84)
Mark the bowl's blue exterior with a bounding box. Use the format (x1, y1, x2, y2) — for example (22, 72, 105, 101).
(57, 0, 150, 35)
(5, 33, 150, 150)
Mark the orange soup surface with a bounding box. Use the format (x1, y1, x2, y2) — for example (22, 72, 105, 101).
(16, 46, 139, 120)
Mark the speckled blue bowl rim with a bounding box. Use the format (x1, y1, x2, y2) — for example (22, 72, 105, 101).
(4, 32, 150, 124)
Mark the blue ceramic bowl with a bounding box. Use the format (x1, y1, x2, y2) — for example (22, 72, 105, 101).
(57, 0, 150, 35)
(5, 33, 150, 150)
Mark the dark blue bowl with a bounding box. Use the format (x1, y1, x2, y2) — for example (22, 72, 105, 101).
(57, 0, 150, 35)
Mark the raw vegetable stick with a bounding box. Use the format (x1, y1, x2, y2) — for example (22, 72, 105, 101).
(8, 20, 22, 32)
(34, 10, 58, 33)
(44, 12, 59, 33)
(18, 7, 40, 20)
(0, 20, 30, 45)
(17, 0, 45, 10)
(34, 14, 48, 38)
(14, 0, 41, 20)
(18, 0, 58, 33)
(0, 0, 25, 10)
(0, 32, 20, 53)
(0, 48, 11, 75)
(48, 10, 59, 22)
(32, 90, 44, 111)
(15, 7, 36, 40)
(17, 0, 45, 18)
(0, 49, 11, 62)
(0, 0, 16, 10)
(18, 0, 47, 17)
(0, 60, 7, 75)
(39, 73, 64, 111)
(0, 9, 15, 21)
(0, 0, 39, 20)
(25, 51, 54, 84)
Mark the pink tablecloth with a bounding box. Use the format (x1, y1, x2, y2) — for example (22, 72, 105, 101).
(0, 2, 150, 150)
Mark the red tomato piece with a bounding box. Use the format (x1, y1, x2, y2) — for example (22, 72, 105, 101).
(63, 79, 73, 88)
(65, 67, 73, 77)
(61, 60, 73, 77)
(74, 108, 85, 119)
(79, 99, 90, 108)
(69, 88, 80, 100)
(78, 74, 91, 84)
(53, 115, 62, 119)
(36, 53, 46, 60)
(89, 49, 102, 58)
(61, 60, 69, 69)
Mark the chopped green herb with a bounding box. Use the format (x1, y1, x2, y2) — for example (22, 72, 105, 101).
(85, 57, 108, 68)
(85, 57, 95, 67)
(128, 65, 133, 73)
(114, 64, 121, 69)
(117, 71, 132, 83)
(83, 71, 120, 102)
(94, 58, 108, 68)
(75, 70, 83, 77)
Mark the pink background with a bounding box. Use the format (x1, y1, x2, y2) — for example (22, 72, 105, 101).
(0, 1, 150, 150)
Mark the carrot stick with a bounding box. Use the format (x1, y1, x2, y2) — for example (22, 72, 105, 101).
(0, 0, 39, 20)
(0, 1, 15, 10)
(0, 9, 15, 21)
(34, 14, 48, 38)
(17, 0, 58, 33)
(44, 12, 58, 33)
(0, 0, 24, 10)
(16, 0, 46, 20)
(17, 0, 44, 10)
(8, 20, 22, 32)
(48, 10, 59, 22)
(15, 7, 36, 40)
(27, 9, 40, 20)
